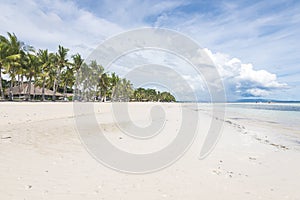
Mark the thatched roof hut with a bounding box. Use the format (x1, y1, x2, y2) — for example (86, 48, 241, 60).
(5, 83, 65, 98)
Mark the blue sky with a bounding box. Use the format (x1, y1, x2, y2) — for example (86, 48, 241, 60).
(1, 0, 299, 100)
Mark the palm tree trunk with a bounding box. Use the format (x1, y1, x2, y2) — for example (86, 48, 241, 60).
(17, 75, 20, 99)
(27, 77, 32, 101)
(53, 67, 61, 101)
(103, 90, 106, 102)
(9, 68, 16, 101)
(42, 78, 46, 101)
(9, 80, 13, 101)
(33, 84, 36, 101)
(33, 76, 37, 100)
(63, 82, 67, 100)
(52, 79, 57, 101)
(21, 76, 24, 100)
(0, 66, 4, 100)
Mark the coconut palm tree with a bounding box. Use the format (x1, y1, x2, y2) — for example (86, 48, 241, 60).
(77, 62, 91, 101)
(146, 88, 157, 101)
(71, 53, 84, 100)
(71, 53, 84, 74)
(0, 35, 10, 99)
(61, 65, 75, 99)
(160, 91, 176, 102)
(23, 51, 40, 100)
(99, 72, 110, 102)
(1, 33, 24, 100)
(89, 60, 104, 101)
(37, 49, 53, 101)
(109, 72, 120, 99)
(52, 45, 69, 101)
(112, 78, 133, 102)
(134, 88, 146, 101)
(122, 78, 133, 101)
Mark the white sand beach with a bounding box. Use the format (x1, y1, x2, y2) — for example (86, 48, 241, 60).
(0, 102, 299, 200)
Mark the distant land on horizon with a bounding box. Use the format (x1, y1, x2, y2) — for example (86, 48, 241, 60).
(178, 99, 300, 103)
(232, 99, 300, 103)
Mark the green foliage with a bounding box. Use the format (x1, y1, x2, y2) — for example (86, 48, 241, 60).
(132, 88, 175, 102)
(0, 32, 176, 102)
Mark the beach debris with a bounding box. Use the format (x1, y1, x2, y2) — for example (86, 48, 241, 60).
(226, 171, 234, 178)
(270, 143, 289, 150)
(254, 135, 289, 150)
(1, 134, 12, 140)
(225, 120, 232, 124)
(25, 185, 32, 190)
(280, 145, 289, 149)
(212, 169, 222, 175)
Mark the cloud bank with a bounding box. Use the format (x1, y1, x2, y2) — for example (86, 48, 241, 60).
(0, 0, 123, 56)
(205, 49, 287, 98)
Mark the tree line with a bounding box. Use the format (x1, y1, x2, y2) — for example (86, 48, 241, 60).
(0, 32, 176, 102)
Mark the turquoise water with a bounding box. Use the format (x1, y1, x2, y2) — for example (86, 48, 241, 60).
(225, 103, 300, 133)
(227, 103, 300, 112)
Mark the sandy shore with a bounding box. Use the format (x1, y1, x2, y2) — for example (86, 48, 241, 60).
(0, 102, 299, 200)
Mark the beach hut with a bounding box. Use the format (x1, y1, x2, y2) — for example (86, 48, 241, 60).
(4, 83, 68, 100)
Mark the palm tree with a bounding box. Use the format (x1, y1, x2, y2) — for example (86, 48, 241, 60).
(71, 54, 84, 101)
(16, 52, 27, 99)
(1, 33, 24, 100)
(109, 72, 120, 99)
(0, 35, 10, 99)
(88, 60, 104, 101)
(52, 45, 69, 101)
(77, 62, 91, 101)
(99, 72, 110, 102)
(24, 51, 40, 100)
(134, 88, 146, 101)
(160, 91, 176, 102)
(122, 78, 133, 101)
(37, 49, 53, 101)
(112, 78, 133, 102)
(61, 66, 75, 99)
(71, 53, 84, 74)
(146, 88, 157, 101)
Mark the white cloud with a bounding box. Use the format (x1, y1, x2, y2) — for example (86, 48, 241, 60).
(204, 48, 287, 98)
(151, 1, 300, 85)
(245, 88, 270, 97)
(238, 63, 287, 89)
(0, 0, 123, 57)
